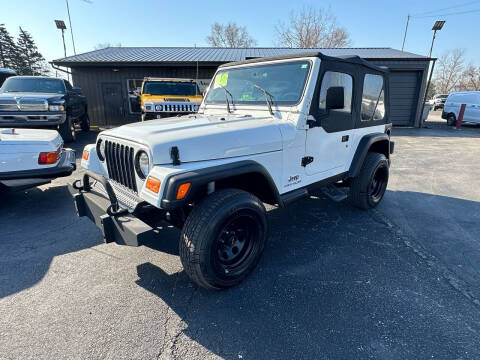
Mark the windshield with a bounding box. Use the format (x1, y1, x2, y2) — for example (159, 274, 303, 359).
(143, 81, 199, 96)
(205, 60, 311, 105)
(438, 94, 448, 99)
(0, 77, 65, 94)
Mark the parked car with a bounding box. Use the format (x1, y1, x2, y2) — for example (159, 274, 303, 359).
(70, 52, 394, 289)
(0, 68, 16, 87)
(442, 91, 480, 125)
(430, 94, 448, 111)
(140, 78, 203, 121)
(0, 128, 76, 191)
(0, 76, 90, 142)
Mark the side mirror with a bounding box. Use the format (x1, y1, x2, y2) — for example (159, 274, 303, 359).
(326, 86, 344, 110)
(70, 87, 82, 95)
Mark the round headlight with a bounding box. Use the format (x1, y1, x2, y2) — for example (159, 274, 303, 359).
(155, 104, 163, 111)
(135, 151, 150, 179)
(96, 139, 105, 161)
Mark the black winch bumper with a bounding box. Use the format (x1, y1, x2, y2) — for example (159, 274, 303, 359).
(69, 171, 159, 247)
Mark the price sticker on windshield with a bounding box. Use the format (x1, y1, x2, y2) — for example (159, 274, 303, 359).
(214, 72, 229, 88)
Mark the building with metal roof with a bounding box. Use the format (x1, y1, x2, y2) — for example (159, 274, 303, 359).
(51, 47, 431, 127)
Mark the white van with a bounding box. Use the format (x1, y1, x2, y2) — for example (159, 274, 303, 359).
(442, 91, 480, 125)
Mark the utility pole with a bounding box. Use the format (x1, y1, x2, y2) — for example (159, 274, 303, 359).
(401, 14, 410, 51)
(65, 0, 77, 55)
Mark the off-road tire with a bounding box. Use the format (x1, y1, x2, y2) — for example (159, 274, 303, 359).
(179, 189, 268, 289)
(58, 116, 75, 143)
(80, 112, 90, 132)
(349, 152, 389, 210)
(447, 114, 456, 126)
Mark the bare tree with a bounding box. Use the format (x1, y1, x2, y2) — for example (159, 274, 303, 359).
(433, 49, 465, 93)
(275, 6, 351, 48)
(206, 22, 257, 47)
(459, 63, 480, 91)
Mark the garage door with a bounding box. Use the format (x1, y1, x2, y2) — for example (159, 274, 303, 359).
(389, 71, 421, 126)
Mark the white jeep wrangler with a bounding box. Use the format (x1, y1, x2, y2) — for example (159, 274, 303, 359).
(70, 52, 394, 289)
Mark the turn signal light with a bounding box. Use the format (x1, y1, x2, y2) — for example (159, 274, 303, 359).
(146, 176, 161, 193)
(176, 182, 191, 200)
(82, 150, 89, 160)
(38, 149, 60, 165)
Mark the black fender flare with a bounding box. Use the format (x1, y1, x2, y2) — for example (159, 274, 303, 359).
(348, 133, 391, 178)
(160, 160, 281, 210)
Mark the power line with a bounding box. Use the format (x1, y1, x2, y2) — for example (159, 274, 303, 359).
(413, 8, 480, 18)
(412, 0, 480, 17)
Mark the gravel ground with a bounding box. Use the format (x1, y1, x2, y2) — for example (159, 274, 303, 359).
(1, 115, 479, 359)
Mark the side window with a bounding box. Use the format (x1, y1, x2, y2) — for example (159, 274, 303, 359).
(361, 74, 385, 121)
(64, 80, 73, 91)
(319, 71, 353, 114)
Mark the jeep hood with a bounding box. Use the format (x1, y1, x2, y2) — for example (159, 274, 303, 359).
(101, 115, 283, 164)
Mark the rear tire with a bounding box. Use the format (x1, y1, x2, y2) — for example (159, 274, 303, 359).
(349, 152, 389, 210)
(179, 189, 268, 289)
(58, 116, 75, 143)
(80, 112, 90, 132)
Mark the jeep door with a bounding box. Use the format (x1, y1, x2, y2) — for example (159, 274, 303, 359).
(304, 63, 356, 176)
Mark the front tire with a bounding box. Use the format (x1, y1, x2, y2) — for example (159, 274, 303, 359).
(349, 152, 389, 210)
(58, 116, 75, 143)
(80, 112, 90, 132)
(179, 189, 268, 289)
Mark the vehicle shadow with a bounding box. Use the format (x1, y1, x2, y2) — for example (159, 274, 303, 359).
(0, 184, 103, 298)
(70, 130, 100, 160)
(135, 191, 480, 359)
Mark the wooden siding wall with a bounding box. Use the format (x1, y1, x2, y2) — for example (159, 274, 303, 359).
(71, 66, 218, 126)
(368, 60, 430, 127)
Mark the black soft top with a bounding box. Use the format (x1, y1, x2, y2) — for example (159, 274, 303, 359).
(219, 52, 388, 74)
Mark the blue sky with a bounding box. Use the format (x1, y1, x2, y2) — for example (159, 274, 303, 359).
(2, 0, 480, 64)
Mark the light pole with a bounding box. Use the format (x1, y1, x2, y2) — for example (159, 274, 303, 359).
(421, 20, 445, 128)
(428, 20, 445, 59)
(54, 20, 67, 58)
(54, 20, 70, 82)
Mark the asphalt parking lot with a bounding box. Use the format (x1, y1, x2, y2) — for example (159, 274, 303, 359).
(1, 113, 480, 359)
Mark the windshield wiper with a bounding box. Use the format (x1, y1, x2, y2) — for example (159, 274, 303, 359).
(218, 84, 234, 113)
(254, 84, 274, 115)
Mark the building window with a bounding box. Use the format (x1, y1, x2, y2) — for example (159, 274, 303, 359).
(319, 71, 353, 114)
(361, 74, 385, 121)
(127, 79, 143, 114)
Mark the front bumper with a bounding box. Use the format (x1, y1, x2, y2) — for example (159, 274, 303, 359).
(143, 111, 194, 120)
(69, 171, 160, 246)
(0, 111, 66, 126)
(0, 149, 76, 187)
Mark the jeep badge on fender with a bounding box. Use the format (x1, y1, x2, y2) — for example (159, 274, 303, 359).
(70, 52, 394, 289)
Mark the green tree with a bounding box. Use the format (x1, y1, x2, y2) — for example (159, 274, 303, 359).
(16, 27, 48, 75)
(0, 24, 19, 69)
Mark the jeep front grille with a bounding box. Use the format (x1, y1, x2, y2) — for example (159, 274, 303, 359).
(104, 140, 138, 193)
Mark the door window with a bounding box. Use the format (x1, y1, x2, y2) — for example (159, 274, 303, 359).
(361, 74, 385, 121)
(64, 80, 73, 91)
(319, 71, 353, 114)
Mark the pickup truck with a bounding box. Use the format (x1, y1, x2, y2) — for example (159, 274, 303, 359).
(70, 52, 394, 289)
(0, 76, 90, 142)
